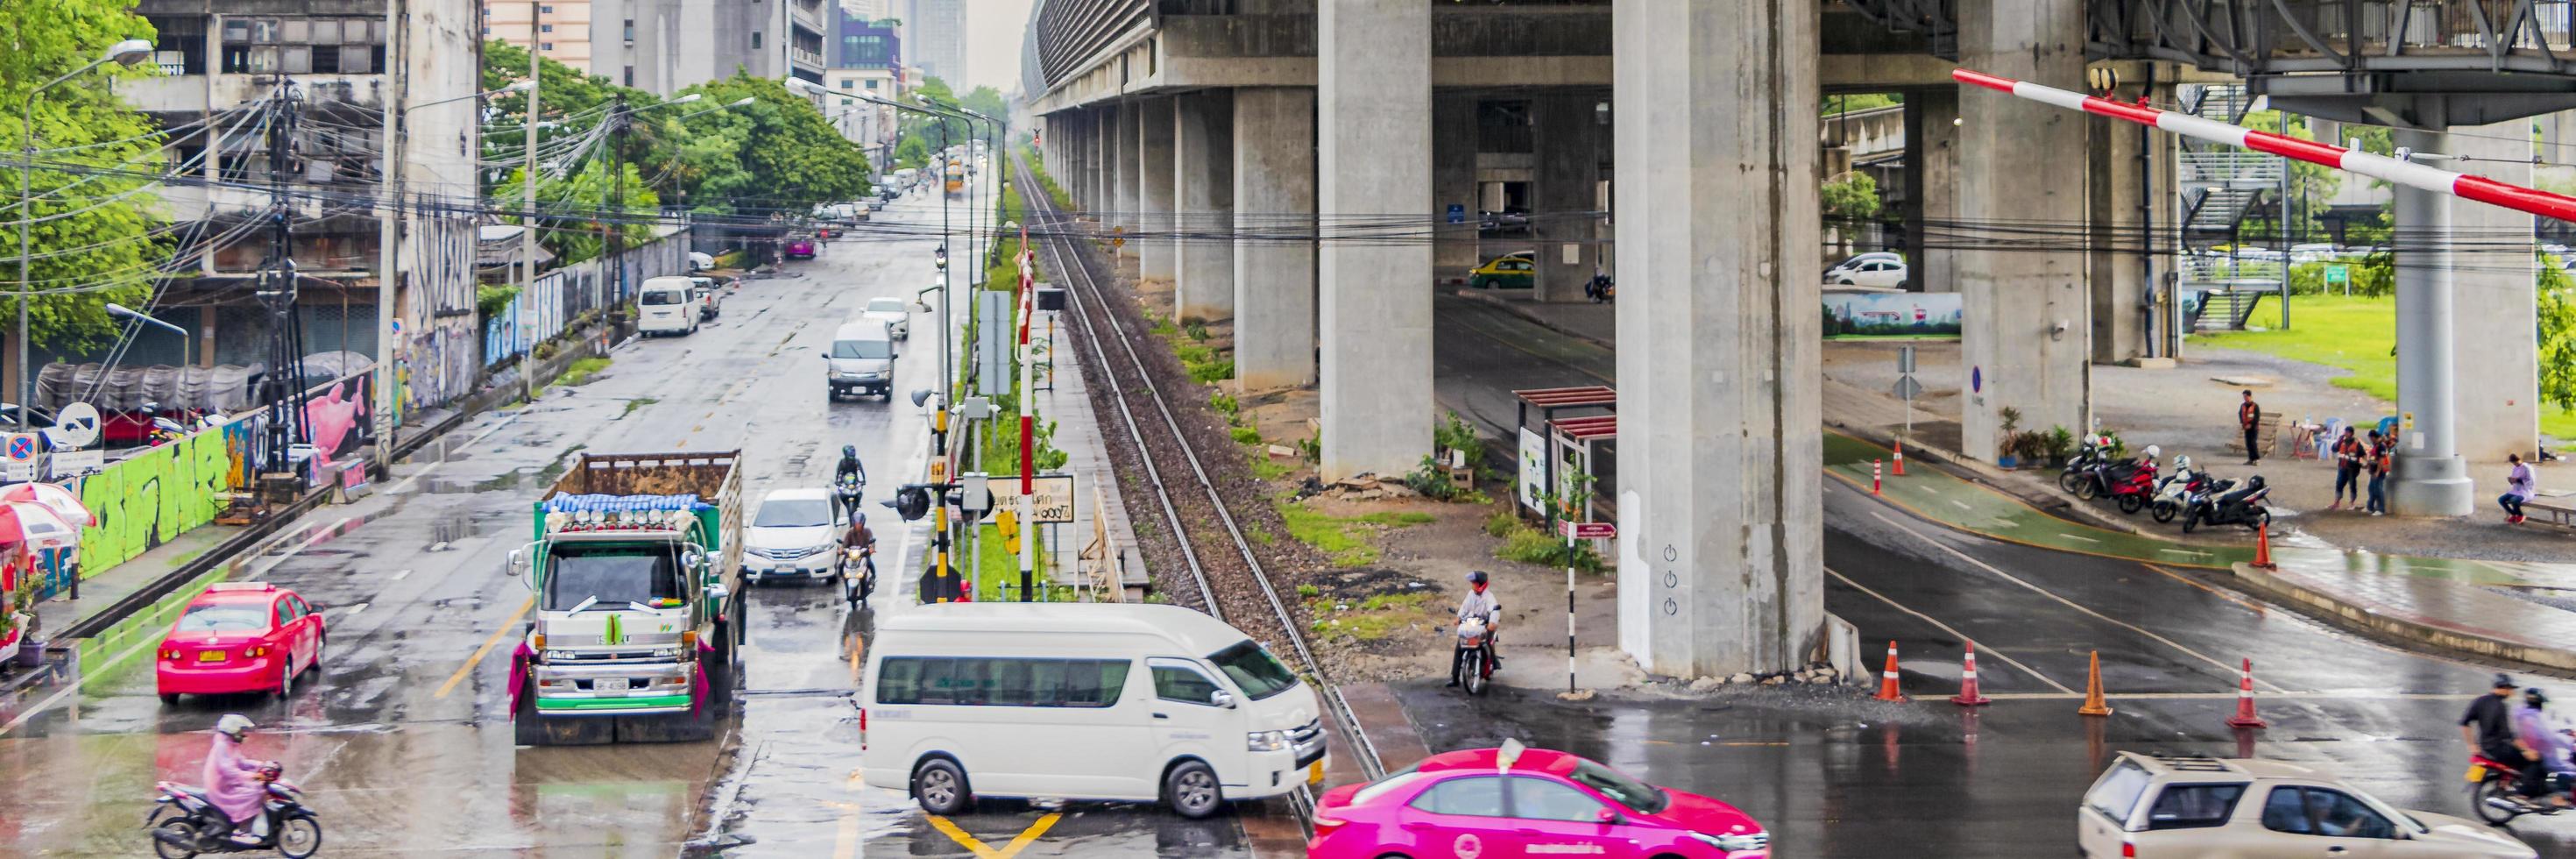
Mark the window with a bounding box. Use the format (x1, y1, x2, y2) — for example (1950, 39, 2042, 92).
(2144, 784, 2247, 830)
(1569, 760, 1670, 814)
(540, 24, 554, 32)
(272, 600, 291, 628)
(1408, 776, 1507, 818)
(2261, 788, 2397, 839)
(831, 338, 891, 359)
(281, 18, 309, 42)
(540, 42, 554, 51)
(623, 66, 635, 86)
(280, 46, 311, 73)
(751, 32, 763, 49)
(542, 544, 682, 612)
(310, 19, 342, 43)
(624, 19, 635, 41)
(540, 4, 554, 11)
(177, 603, 267, 633)
(1206, 641, 1298, 700)
(1509, 777, 1605, 822)
(874, 657, 1131, 707)
(865, 80, 878, 90)
(754, 498, 833, 528)
(2084, 761, 2155, 827)
(839, 79, 855, 89)
(1152, 664, 1224, 705)
(2261, 787, 2313, 834)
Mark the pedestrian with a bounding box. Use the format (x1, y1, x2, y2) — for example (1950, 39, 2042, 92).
(2365, 430, 2392, 516)
(2238, 390, 2263, 465)
(2502, 452, 2537, 524)
(2329, 426, 2361, 510)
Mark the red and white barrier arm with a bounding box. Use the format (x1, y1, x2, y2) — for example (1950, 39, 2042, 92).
(1952, 67, 2576, 224)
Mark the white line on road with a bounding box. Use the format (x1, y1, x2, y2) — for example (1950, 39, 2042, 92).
(1981, 692, 2460, 701)
(1950, 500, 1971, 510)
(2159, 549, 2214, 558)
(2060, 534, 2098, 543)
(245, 516, 352, 581)
(1825, 566, 2077, 694)
(387, 413, 527, 495)
(1871, 511, 2296, 694)
(341, 602, 369, 616)
(389, 569, 411, 582)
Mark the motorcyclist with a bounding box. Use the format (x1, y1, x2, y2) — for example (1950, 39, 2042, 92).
(2464, 674, 2561, 807)
(833, 444, 867, 487)
(203, 713, 276, 845)
(1448, 571, 1501, 688)
(2516, 687, 2576, 800)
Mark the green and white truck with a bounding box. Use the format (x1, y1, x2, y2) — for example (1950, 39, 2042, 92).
(506, 451, 745, 744)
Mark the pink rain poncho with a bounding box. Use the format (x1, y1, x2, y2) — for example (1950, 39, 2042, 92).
(201, 732, 267, 825)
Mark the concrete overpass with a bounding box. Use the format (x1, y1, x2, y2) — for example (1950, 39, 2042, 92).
(1021, 0, 2571, 678)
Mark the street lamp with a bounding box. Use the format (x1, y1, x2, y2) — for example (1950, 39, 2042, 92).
(16, 38, 152, 429)
(105, 302, 189, 371)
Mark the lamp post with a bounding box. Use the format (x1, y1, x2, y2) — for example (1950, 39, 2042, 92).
(105, 302, 189, 371)
(16, 39, 152, 430)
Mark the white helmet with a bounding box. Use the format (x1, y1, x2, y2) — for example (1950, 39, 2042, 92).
(2171, 453, 2192, 472)
(215, 713, 255, 742)
(2141, 444, 2162, 461)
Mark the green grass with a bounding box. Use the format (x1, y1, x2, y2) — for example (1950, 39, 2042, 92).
(620, 396, 658, 418)
(1229, 426, 1261, 445)
(553, 357, 611, 388)
(1313, 591, 1441, 642)
(966, 522, 1056, 602)
(1356, 511, 1436, 527)
(1249, 451, 1292, 481)
(2189, 295, 2576, 439)
(1275, 500, 1380, 567)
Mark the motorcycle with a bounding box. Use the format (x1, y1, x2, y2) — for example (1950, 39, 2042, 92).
(147, 763, 323, 858)
(1584, 274, 1615, 303)
(2056, 437, 2112, 493)
(2148, 465, 2212, 524)
(2183, 475, 2271, 534)
(140, 401, 190, 447)
(834, 474, 865, 517)
(2469, 752, 2567, 824)
(841, 511, 878, 608)
(1454, 616, 1496, 696)
(2076, 456, 2160, 515)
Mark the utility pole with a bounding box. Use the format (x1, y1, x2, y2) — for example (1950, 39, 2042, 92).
(520, 0, 542, 404)
(256, 79, 308, 480)
(608, 94, 627, 305)
(374, 0, 405, 467)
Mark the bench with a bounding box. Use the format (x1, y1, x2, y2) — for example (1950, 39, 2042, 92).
(2233, 410, 2285, 460)
(2522, 497, 2576, 529)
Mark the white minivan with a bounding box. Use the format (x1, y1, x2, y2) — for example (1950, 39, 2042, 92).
(860, 603, 1327, 819)
(638, 275, 699, 337)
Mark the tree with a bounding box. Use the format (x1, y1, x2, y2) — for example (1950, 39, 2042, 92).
(2539, 258, 2576, 413)
(1821, 173, 1881, 220)
(669, 75, 874, 216)
(480, 41, 674, 199)
(504, 160, 660, 266)
(2, 4, 165, 354)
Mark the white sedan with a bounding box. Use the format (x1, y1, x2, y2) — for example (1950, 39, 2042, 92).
(864, 297, 911, 340)
(1829, 256, 1908, 288)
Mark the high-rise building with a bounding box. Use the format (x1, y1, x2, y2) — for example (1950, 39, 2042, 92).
(591, 0, 828, 96)
(825, 13, 902, 168)
(484, 0, 594, 71)
(902, 0, 963, 85)
(839, 0, 889, 19)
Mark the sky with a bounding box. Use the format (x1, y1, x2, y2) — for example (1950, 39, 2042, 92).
(959, 0, 1039, 96)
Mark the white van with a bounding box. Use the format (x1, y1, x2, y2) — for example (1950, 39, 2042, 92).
(637, 276, 699, 337)
(860, 603, 1327, 819)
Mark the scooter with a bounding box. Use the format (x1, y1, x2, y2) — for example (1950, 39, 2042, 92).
(2183, 475, 2270, 534)
(2148, 458, 2211, 524)
(2056, 437, 2112, 493)
(147, 763, 323, 858)
(2469, 751, 2569, 825)
(1454, 617, 1495, 696)
(840, 511, 877, 608)
(2076, 455, 2160, 515)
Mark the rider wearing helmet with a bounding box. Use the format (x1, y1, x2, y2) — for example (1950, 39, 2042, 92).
(204, 714, 277, 845)
(1448, 571, 1502, 688)
(833, 444, 867, 486)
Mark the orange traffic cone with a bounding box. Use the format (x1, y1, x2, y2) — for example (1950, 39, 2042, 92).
(2077, 650, 2113, 716)
(1873, 640, 1907, 702)
(1893, 438, 1907, 476)
(2252, 522, 2276, 569)
(1950, 642, 1992, 706)
(2225, 657, 2268, 728)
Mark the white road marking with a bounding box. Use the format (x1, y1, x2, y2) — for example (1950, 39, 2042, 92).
(244, 517, 353, 581)
(2060, 534, 2098, 543)
(387, 413, 527, 495)
(2159, 549, 2214, 558)
(1950, 500, 1972, 510)
(389, 569, 411, 582)
(1826, 566, 2076, 694)
(341, 602, 369, 616)
(1871, 511, 2296, 694)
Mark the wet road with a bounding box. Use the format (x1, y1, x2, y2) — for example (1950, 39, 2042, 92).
(1422, 290, 2576, 857)
(0, 181, 1252, 856)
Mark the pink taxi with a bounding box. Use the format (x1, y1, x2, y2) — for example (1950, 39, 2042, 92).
(1309, 742, 1769, 858)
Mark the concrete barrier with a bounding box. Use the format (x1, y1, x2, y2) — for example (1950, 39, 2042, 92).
(2230, 562, 2576, 672)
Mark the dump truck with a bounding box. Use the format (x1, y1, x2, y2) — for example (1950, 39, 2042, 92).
(506, 451, 745, 745)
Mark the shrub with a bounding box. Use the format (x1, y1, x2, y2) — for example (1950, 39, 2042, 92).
(1230, 426, 1262, 444)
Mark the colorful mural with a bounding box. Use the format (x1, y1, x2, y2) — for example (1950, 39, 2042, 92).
(74, 429, 233, 572)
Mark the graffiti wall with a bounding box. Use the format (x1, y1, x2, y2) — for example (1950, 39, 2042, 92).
(400, 217, 482, 414)
(74, 429, 234, 572)
(481, 232, 693, 368)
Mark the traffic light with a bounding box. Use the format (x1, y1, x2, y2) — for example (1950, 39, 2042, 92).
(996, 508, 1021, 555)
(892, 485, 933, 522)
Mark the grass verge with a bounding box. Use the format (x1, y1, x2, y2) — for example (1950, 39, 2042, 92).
(2190, 295, 2576, 438)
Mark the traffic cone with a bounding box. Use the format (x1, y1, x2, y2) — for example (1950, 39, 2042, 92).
(2252, 522, 2276, 569)
(2077, 650, 2113, 716)
(1893, 438, 1907, 476)
(1950, 642, 1992, 706)
(1873, 640, 1907, 702)
(2225, 657, 2268, 728)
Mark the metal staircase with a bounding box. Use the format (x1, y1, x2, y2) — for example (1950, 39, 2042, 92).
(2177, 83, 2288, 331)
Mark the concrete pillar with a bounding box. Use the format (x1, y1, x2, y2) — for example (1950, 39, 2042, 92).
(1957, 0, 2089, 462)
(1174, 91, 1235, 322)
(2390, 128, 2474, 516)
(2451, 122, 2539, 463)
(1233, 87, 1317, 392)
(1318, 0, 1433, 479)
(1091, 108, 1113, 216)
(1901, 90, 1959, 293)
(1116, 102, 1142, 250)
(1138, 97, 1178, 280)
(1534, 93, 1603, 303)
(2086, 82, 2177, 364)
(1433, 91, 1479, 288)
(1612, 0, 1823, 678)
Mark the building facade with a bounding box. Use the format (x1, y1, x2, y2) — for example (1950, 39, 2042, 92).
(483, 0, 592, 71)
(586, 0, 827, 96)
(902, 0, 962, 84)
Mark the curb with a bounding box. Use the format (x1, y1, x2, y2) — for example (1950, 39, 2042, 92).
(2230, 562, 2576, 673)
(1829, 422, 2163, 539)
(1447, 288, 1615, 350)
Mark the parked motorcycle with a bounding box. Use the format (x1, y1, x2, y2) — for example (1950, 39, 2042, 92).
(147, 763, 322, 858)
(1454, 617, 1495, 696)
(2056, 437, 2113, 493)
(2148, 456, 2211, 524)
(2076, 453, 2161, 515)
(2183, 475, 2271, 534)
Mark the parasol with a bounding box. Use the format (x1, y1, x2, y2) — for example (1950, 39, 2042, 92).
(0, 481, 92, 527)
(0, 502, 77, 550)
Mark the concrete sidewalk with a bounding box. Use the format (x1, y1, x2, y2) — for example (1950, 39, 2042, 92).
(29, 525, 236, 641)
(1472, 291, 2576, 673)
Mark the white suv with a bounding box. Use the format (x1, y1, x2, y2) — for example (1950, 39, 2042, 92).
(2079, 753, 2532, 858)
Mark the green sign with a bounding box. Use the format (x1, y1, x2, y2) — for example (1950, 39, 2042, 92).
(2324, 265, 2349, 285)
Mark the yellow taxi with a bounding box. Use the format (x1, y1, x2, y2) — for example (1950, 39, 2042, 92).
(1467, 252, 1536, 289)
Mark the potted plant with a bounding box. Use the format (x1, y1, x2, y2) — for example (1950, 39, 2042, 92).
(1996, 407, 2025, 467)
(2044, 426, 2077, 468)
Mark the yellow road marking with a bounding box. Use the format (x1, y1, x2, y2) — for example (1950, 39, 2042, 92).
(827, 800, 862, 859)
(435, 596, 535, 699)
(928, 813, 1062, 859)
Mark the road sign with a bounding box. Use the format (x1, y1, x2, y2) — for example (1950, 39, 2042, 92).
(1447, 203, 1466, 224)
(52, 402, 99, 449)
(2324, 264, 2349, 286)
(46, 449, 101, 479)
(986, 472, 1076, 523)
(1557, 521, 1616, 540)
(1897, 345, 1916, 373)
(1893, 375, 1924, 401)
(2, 433, 38, 482)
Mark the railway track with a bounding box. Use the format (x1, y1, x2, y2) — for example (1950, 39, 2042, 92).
(1013, 155, 1388, 799)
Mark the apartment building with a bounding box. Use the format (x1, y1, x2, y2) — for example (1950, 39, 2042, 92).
(483, 0, 594, 71)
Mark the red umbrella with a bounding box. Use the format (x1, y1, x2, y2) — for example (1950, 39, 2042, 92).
(0, 502, 76, 550)
(0, 482, 91, 527)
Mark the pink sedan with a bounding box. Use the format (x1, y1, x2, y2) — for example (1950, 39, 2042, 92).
(1310, 742, 1769, 859)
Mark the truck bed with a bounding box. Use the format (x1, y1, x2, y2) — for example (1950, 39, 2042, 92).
(544, 451, 741, 499)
